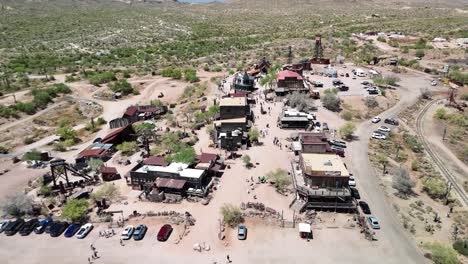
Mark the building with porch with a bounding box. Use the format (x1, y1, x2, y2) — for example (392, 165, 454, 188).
(291, 153, 355, 212)
(275, 70, 308, 96)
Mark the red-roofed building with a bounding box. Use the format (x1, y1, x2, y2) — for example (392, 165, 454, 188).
(276, 70, 307, 96)
(143, 156, 169, 167)
(101, 166, 120, 181)
(197, 153, 218, 164)
(78, 148, 108, 159)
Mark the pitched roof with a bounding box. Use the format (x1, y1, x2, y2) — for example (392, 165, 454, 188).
(124, 106, 138, 116)
(197, 153, 218, 164)
(78, 148, 107, 158)
(277, 70, 303, 81)
(100, 166, 118, 174)
(143, 156, 169, 167)
(155, 178, 186, 189)
(101, 125, 131, 144)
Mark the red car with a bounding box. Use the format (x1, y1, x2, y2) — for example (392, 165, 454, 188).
(157, 224, 173, 242)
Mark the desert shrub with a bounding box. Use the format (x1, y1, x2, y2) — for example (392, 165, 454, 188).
(109, 79, 134, 95)
(422, 177, 447, 199)
(248, 127, 260, 142)
(2, 193, 34, 217)
(23, 137, 35, 145)
(88, 158, 104, 172)
(61, 199, 89, 222)
(286, 92, 311, 111)
(321, 93, 341, 111)
(116, 141, 139, 156)
(133, 122, 156, 132)
(22, 149, 41, 161)
(424, 242, 459, 264)
(39, 185, 52, 196)
(460, 93, 468, 101)
(392, 168, 415, 198)
(415, 50, 425, 58)
(88, 71, 116, 85)
(220, 204, 243, 227)
(411, 160, 420, 171)
(56, 125, 77, 141)
(161, 67, 182, 79)
(183, 68, 200, 82)
(364, 97, 379, 108)
(91, 183, 120, 201)
(377, 36, 386, 42)
(341, 111, 353, 121)
(453, 239, 468, 256)
(96, 117, 107, 125)
(15, 101, 36, 114)
(403, 133, 424, 153)
(166, 146, 197, 165)
(434, 108, 446, 119)
(266, 168, 292, 191)
(339, 122, 356, 140)
(242, 155, 252, 168)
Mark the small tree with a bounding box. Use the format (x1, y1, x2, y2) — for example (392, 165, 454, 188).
(88, 158, 104, 172)
(167, 146, 197, 165)
(376, 153, 389, 172)
(415, 50, 425, 58)
(242, 155, 252, 168)
(341, 111, 353, 121)
(91, 183, 120, 201)
(2, 193, 34, 217)
(286, 92, 311, 111)
(133, 122, 156, 132)
(392, 168, 415, 198)
(116, 141, 139, 156)
(266, 168, 292, 191)
(56, 125, 77, 141)
(22, 149, 42, 161)
(248, 127, 260, 143)
(321, 93, 341, 111)
(220, 204, 243, 227)
(424, 242, 459, 264)
(434, 108, 446, 120)
(453, 239, 468, 256)
(339, 122, 356, 140)
(422, 177, 447, 199)
(61, 199, 89, 222)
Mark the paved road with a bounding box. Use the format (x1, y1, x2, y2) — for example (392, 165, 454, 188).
(346, 71, 434, 264)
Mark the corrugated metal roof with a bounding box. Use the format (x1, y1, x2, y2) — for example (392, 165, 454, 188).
(155, 178, 186, 189)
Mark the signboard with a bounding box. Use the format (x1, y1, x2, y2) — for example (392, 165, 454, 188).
(443, 65, 450, 73)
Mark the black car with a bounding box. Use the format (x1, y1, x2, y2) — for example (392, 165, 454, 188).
(384, 118, 399, 126)
(35, 217, 53, 234)
(339, 85, 349, 91)
(50, 221, 69, 237)
(358, 201, 371, 214)
(350, 187, 361, 199)
(44, 221, 55, 234)
(4, 219, 25, 236)
(19, 219, 39, 236)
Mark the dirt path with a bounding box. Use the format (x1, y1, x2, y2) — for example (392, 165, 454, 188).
(346, 69, 436, 264)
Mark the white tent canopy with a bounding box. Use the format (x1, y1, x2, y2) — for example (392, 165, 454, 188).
(298, 223, 311, 233)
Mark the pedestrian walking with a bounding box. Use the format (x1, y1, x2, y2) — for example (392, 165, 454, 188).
(120, 239, 124, 246)
(88, 257, 92, 264)
(227, 254, 231, 263)
(93, 251, 98, 259)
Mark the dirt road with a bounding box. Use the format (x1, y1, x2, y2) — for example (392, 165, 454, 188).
(346, 69, 437, 263)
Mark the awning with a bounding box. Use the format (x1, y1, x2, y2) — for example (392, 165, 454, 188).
(155, 178, 186, 189)
(299, 223, 311, 233)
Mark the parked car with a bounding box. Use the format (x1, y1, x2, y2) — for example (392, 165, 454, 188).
(313, 81, 323, 87)
(4, 219, 25, 236)
(367, 87, 379, 94)
(157, 224, 173, 242)
(350, 187, 361, 199)
(133, 224, 147, 241)
(332, 79, 343, 86)
(371, 117, 381, 123)
(0, 220, 10, 233)
(384, 118, 399, 126)
(50, 221, 69, 237)
(19, 218, 39, 236)
(64, 224, 81, 238)
(121, 225, 134, 240)
(35, 217, 53, 234)
(339, 85, 349, 91)
(237, 224, 247, 240)
(368, 216, 380, 229)
(348, 176, 356, 187)
(44, 221, 55, 234)
(322, 122, 329, 131)
(431, 80, 437, 86)
(345, 73, 349, 77)
(329, 139, 346, 149)
(330, 146, 345, 157)
(372, 132, 386, 140)
(76, 223, 93, 239)
(378, 126, 391, 133)
(361, 80, 371, 85)
(359, 201, 371, 214)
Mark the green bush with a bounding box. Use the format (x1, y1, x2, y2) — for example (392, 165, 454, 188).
(453, 239, 468, 256)
(22, 149, 41, 161)
(116, 141, 139, 156)
(424, 242, 459, 264)
(88, 71, 116, 85)
(133, 122, 156, 132)
(109, 79, 133, 95)
(321, 93, 341, 111)
(166, 146, 197, 165)
(15, 102, 36, 114)
(422, 177, 447, 199)
(339, 122, 356, 140)
(23, 137, 35, 145)
(220, 204, 243, 227)
(161, 67, 182, 79)
(434, 108, 446, 119)
(266, 168, 292, 191)
(403, 133, 424, 153)
(61, 199, 89, 222)
(183, 68, 200, 82)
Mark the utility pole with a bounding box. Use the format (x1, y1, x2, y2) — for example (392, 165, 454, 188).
(442, 127, 447, 141)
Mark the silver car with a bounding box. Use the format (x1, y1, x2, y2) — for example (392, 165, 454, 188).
(237, 224, 247, 240)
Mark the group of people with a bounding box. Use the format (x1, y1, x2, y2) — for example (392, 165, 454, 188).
(273, 137, 283, 150)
